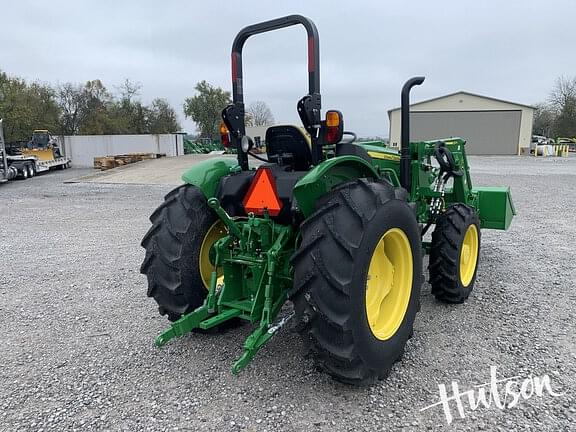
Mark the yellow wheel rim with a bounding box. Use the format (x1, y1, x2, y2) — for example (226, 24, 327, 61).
(365, 228, 413, 341)
(199, 221, 227, 289)
(459, 224, 479, 287)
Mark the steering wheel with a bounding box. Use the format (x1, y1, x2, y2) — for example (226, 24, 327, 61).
(340, 131, 357, 144)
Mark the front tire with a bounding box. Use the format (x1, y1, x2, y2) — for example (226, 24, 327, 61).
(140, 185, 226, 321)
(290, 179, 422, 385)
(429, 204, 481, 303)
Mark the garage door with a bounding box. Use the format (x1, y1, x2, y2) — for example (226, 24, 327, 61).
(410, 110, 521, 155)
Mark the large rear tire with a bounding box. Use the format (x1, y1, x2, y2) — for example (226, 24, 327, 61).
(140, 185, 227, 321)
(429, 204, 481, 303)
(290, 179, 422, 385)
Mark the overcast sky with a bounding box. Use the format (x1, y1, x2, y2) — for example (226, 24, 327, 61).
(2, 0, 575, 136)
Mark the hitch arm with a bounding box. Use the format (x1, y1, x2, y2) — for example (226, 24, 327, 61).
(207, 198, 244, 240)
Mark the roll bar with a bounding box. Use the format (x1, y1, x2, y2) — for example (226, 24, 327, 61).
(222, 15, 321, 170)
(400, 76, 425, 192)
(231, 14, 320, 103)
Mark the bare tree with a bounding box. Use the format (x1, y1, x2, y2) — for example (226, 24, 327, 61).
(548, 76, 576, 137)
(246, 101, 275, 127)
(532, 103, 556, 137)
(548, 76, 576, 111)
(116, 78, 142, 104)
(57, 82, 87, 135)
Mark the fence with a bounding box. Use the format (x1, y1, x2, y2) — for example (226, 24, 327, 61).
(60, 134, 185, 167)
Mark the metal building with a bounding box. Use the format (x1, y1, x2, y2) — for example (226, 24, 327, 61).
(388, 92, 534, 155)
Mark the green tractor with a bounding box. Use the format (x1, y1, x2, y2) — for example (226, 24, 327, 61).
(141, 15, 515, 384)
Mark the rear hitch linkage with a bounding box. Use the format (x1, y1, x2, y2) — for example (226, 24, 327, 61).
(155, 198, 294, 374)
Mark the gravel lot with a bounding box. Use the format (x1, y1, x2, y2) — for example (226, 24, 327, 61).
(1, 156, 575, 431)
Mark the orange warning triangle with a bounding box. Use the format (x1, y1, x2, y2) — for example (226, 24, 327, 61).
(243, 167, 283, 216)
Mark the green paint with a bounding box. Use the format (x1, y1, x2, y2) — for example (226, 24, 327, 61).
(361, 144, 402, 185)
(359, 143, 400, 156)
(293, 155, 380, 216)
(472, 186, 516, 230)
(156, 200, 295, 373)
(181, 157, 239, 198)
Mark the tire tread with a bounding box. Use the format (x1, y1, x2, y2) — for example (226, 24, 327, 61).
(429, 203, 481, 303)
(140, 185, 215, 321)
(291, 179, 421, 385)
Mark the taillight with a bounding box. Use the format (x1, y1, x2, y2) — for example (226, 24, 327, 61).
(220, 121, 230, 147)
(242, 167, 283, 216)
(324, 110, 343, 144)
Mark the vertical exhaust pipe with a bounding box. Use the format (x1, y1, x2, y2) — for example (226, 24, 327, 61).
(400, 76, 425, 192)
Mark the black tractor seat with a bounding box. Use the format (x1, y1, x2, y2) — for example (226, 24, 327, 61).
(266, 125, 312, 171)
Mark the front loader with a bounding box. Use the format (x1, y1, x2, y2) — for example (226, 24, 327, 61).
(141, 15, 515, 384)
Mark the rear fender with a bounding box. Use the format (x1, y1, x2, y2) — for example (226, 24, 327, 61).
(293, 155, 380, 217)
(181, 158, 239, 199)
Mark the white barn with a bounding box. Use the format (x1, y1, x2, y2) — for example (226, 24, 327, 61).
(388, 92, 534, 155)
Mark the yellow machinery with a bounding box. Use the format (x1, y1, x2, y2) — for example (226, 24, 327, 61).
(21, 130, 62, 161)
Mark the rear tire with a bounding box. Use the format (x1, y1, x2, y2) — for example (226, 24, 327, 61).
(140, 185, 225, 321)
(290, 179, 422, 385)
(20, 167, 29, 179)
(429, 204, 481, 303)
(27, 165, 35, 178)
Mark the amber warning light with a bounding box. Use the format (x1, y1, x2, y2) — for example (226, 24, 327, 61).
(324, 110, 343, 144)
(219, 121, 230, 147)
(242, 168, 283, 216)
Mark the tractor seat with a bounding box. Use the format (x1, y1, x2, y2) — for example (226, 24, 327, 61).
(266, 125, 312, 171)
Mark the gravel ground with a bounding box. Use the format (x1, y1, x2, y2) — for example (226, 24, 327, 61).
(0, 156, 575, 431)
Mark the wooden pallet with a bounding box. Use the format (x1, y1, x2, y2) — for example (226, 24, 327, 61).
(94, 153, 164, 170)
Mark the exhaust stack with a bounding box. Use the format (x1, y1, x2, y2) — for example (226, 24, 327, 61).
(400, 77, 425, 192)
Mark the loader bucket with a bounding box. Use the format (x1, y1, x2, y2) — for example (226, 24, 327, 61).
(473, 186, 516, 230)
(21, 148, 55, 161)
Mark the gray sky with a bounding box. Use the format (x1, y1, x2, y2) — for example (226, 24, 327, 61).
(2, 0, 575, 136)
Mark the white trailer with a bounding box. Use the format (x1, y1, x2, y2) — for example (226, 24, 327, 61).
(0, 119, 71, 183)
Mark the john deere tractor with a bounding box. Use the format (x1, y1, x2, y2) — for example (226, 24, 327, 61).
(141, 15, 515, 384)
